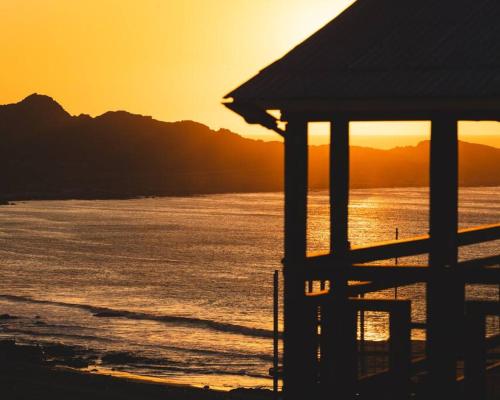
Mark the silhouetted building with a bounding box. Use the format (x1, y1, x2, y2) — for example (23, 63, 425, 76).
(225, 1, 500, 399)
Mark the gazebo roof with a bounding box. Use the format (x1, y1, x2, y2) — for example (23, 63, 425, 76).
(224, 0, 500, 129)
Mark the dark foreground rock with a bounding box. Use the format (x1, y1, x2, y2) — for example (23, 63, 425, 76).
(0, 340, 273, 400)
(0, 340, 45, 367)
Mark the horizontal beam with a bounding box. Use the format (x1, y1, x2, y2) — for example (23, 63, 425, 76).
(303, 281, 421, 301)
(304, 264, 428, 282)
(466, 301, 500, 316)
(347, 280, 419, 296)
(464, 267, 500, 284)
(306, 223, 500, 267)
(303, 264, 499, 284)
(351, 238, 429, 264)
(264, 97, 500, 121)
(461, 254, 500, 268)
(306, 236, 428, 267)
(458, 223, 500, 246)
(282, 111, 500, 122)
(486, 334, 500, 349)
(411, 322, 427, 330)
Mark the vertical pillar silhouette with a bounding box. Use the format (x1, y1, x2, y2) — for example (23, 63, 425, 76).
(389, 300, 412, 398)
(321, 117, 357, 397)
(464, 306, 487, 400)
(427, 116, 462, 396)
(283, 116, 318, 399)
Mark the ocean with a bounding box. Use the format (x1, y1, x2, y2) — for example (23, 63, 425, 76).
(0, 187, 498, 390)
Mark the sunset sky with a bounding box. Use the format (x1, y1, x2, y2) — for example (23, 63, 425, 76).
(1, 0, 500, 148)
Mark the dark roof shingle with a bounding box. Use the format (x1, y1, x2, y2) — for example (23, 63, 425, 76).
(226, 0, 500, 102)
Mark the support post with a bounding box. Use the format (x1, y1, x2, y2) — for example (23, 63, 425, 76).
(464, 309, 486, 400)
(282, 116, 318, 399)
(389, 302, 412, 399)
(321, 117, 357, 397)
(427, 116, 462, 396)
(273, 270, 279, 398)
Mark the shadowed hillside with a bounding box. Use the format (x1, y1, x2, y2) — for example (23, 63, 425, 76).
(1, 94, 499, 200)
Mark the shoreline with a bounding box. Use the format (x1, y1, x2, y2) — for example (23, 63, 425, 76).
(0, 340, 273, 400)
(0, 337, 428, 397)
(0, 335, 273, 392)
(1, 184, 499, 204)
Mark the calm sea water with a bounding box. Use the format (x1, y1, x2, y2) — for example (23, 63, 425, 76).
(0, 187, 498, 389)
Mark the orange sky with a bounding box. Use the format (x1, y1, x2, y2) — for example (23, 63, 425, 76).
(1, 0, 499, 148)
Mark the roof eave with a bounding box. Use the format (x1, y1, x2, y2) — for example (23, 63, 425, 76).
(226, 96, 500, 122)
(223, 100, 285, 136)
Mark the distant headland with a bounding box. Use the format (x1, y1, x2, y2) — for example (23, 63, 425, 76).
(1, 94, 499, 201)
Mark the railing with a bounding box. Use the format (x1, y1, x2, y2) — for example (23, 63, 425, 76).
(273, 223, 499, 397)
(300, 224, 500, 286)
(306, 223, 500, 267)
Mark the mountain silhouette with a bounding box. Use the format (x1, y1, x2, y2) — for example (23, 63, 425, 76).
(1, 94, 499, 200)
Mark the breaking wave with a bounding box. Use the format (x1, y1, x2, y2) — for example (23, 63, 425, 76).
(0, 294, 277, 339)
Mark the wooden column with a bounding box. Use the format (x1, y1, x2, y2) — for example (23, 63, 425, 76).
(321, 117, 357, 397)
(329, 118, 350, 255)
(389, 301, 412, 398)
(283, 116, 318, 399)
(464, 308, 487, 400)
(427, 116, 462, 396)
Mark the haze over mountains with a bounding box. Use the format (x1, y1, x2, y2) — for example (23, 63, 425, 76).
(1, 94, 499, 200)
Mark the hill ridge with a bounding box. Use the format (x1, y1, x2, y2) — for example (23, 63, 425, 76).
(1, 94, 499, 200)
